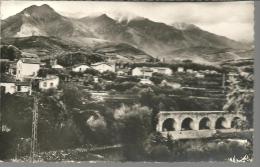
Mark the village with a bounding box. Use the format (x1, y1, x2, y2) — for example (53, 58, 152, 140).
(0, 50, 224, 96)
(0, 49, 254, 162)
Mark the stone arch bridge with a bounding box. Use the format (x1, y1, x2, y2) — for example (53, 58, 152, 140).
(156, 111, 246, 139)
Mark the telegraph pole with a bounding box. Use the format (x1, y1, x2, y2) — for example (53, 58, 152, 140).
(30, 95, 39, 163)
(222, 73, 226, 94)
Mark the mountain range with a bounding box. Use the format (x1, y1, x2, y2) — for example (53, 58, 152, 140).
(1, 4, 253, 64)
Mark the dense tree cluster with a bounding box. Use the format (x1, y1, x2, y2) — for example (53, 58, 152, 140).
(0, 45, 21, 61)
(57, 52, 104, 67)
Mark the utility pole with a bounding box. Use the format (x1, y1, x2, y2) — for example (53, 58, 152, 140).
(30, 95, 39, 163)
(222, 73, 226, 94)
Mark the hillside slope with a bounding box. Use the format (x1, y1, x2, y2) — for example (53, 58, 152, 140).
(1, 36, 153, 62)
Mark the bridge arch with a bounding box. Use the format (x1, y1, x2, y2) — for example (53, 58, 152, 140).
(199, 117, 211, 130)
(215, 117, 227, 129)
(181, 117, 195, 130)
(162, 118, 176, 131)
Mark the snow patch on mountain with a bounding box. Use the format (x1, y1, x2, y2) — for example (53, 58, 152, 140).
(112, 12, 145, 24)
(15, 23, 45, 37)
(24, 12, 30, 17)
(172, 22, 199, 30)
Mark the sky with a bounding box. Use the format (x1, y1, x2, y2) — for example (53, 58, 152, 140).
(0, 1, 255, 42)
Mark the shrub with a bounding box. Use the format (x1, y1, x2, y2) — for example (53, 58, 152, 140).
(100, 71, 116, 81)
(83, 68, 100, 76)
(150, 145, 171, 161)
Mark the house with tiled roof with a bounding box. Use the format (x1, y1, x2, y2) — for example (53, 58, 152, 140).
(132, 66, 172, 77)
(39, 75, 59, 91)
(132, 67, 154, 77)
(91, 62, 115, 73)
(72, 64, 91, 72)
(16, 58, 40, 81)
(152, 67, 172, 75)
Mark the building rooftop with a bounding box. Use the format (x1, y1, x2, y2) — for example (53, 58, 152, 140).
(152, 67, 171, 70)
(20, 58, 41, 64)
(72, 63, 89, 67)
(91, 62, 112, 66)
(16, 82, 30, 86)
(21, 52, 38, 58)
(41, 75, 59, 81)
(0, 59, 12, 62)
(134, 67, 154, 72)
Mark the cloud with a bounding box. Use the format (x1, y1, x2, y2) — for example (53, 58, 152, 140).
(1, 1, 254, 42)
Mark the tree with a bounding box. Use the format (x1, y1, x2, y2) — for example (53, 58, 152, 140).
(223, 71, 254, 128)
(114, 104, 152, 161)
(150, 73, 165, 85)
(57, 52, 104, 67)
(0, 62, 9, 73)
(101, 71, 116, 81)
(182, 59, 193, 64)
(61, 85, 83, 109)
(0, 45, 21, 61)
(38, 68, 65, 78)
(232, 119, 250, 130)
(150, 145, 171, 161)
(115, 76, 140, 83)
(84, 68, 100, 76)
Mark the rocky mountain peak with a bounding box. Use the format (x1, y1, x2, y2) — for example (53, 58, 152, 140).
(96, 14, 115, 22)
(21, 4, 60, 19)
(172, 22, 200, 30)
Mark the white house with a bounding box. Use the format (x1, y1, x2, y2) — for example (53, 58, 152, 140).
(152, 67, 172, 75)
(132, 67, 153, 77)
(39, 75, 59, 91)
(117, 69, 129, 76)
(177, 67, 184, 73)
(195, 73, 205, 78)
(0, 82, 16, 94)
(52, 64, 64, 69)
(93, 76, 99, 83)
(72, 64, 90, 72)
(160, 80, 181, 89)
(209, 70, 218, 74)
(16, 58, 40, 81)
(91, 62, 115, 73)
(117, 70, 125, 76)
(139, 78, 154, 85)
(186, 69, 194, 73)
(132, 67, 172, 77)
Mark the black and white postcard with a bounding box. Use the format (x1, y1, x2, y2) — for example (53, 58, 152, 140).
(0, 0, 255, 163)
